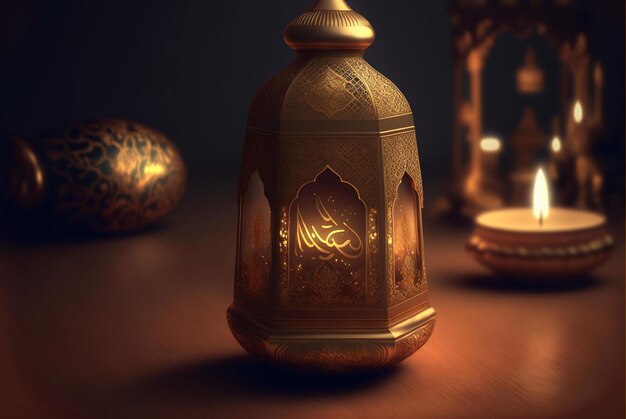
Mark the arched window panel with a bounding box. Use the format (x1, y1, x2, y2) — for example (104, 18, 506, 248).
(393, 173, 422, 291)
(240, 171, 271, 302)
(289, 168, 366, 306)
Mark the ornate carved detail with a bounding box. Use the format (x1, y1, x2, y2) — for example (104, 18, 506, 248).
(418, 210, 428, 290)
(39, 119, 186, 232)
(279, 137, 380, 208)
(274, 341, 388, 371)
(286, 168, 367, 308)
(391, 174, 425, 301)
(283, 57, 376, 121)
(305, 67, 357, 118)
(249, 56, 412, 123)
(248, 58, 310, 121)
(278, 161, 382, 308)
(287, 9, 372, 30)
(367, 207, 379, 305)
(398, 253, 417, 289)
(278, 207, 289, 306)
(386, 203, 396, 305)
(382, 131, 426, 306)
(382, 131, 423, 205)
(284, 1, 375, 53)
(229, 1, 435, 370)
(392, 321, 435, 364)
(346, 58, 412, 119)
(388, 248, 426, 305)
(306, 262, 362, 304)
(228, 308, 435, 370)
(238, 172, 272, 305)
(241, 253, 271, 303)
(467, 232, 614, 258)
(310, 263, 344, 300)
(238, 131, 277, 204)
(237, 132, 276, 306)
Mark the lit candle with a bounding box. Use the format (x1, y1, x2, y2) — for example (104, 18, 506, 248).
(550, 136, 562, 154)
(480, 137, 501, 153)
(568, 100, 589, 156)
(548, 115, 565, 183)
(574, 100, 583, 124)
(479, 136, 502, 182)
(548, 136, 564, 181)
(467, 168, 613, 279)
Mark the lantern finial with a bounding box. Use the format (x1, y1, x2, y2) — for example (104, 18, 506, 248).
(284, 0, 375, 52)
(311, 0, 352, 11)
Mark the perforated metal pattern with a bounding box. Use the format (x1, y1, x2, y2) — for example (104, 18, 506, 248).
(283, 57, 377, 120)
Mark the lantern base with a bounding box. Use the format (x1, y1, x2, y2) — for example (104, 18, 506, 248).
(226, 305, 436, 372)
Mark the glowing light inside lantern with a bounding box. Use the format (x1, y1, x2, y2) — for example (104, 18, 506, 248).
(533, 168, 550, 226)
(574, 101, 583, 124)
(551, 136, 562, 153)
(240, 171, 271, 298)
(290, 168, 366, 290)
(295, 196, 363, 261)
(480, 137, 501, 152)
(393, 174, 421, 290)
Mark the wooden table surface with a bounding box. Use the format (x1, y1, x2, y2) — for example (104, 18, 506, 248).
(1, 184, 624, 419)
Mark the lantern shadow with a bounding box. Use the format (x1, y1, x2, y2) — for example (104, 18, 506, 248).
(132, 354, 402, 401)
(444, 273, 602, 294)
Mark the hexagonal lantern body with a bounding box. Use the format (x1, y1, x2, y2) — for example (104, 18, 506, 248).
(227, 0, 436, 371)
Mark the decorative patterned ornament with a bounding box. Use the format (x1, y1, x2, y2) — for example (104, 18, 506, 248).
(227, 0, 436, 371)
(0, 119, 186, 233)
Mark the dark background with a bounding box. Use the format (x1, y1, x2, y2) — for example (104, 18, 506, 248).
(0, 0, 623, 200)
(0, 2, 623, 418)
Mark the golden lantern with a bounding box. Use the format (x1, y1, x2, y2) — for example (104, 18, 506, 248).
(227, 0, 436, 371)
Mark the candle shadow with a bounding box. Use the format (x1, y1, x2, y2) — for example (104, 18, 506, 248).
(126, 354, 403, 402)
(444, 273, 602, 294)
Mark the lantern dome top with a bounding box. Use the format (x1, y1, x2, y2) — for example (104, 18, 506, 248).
(284, 0, 375, 52)
(248, 0, 412, 134)
(247, 57, 413, 129)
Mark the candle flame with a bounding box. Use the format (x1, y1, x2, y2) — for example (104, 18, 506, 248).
(573, 101, 583, 124)
(551, 136, 562, 153)
(480, 137, 501, 152)
(533, 168, 550, 224)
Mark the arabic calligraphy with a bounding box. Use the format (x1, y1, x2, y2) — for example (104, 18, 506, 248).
(295, 195, 363, 261)
(288, 168, 367, 306)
